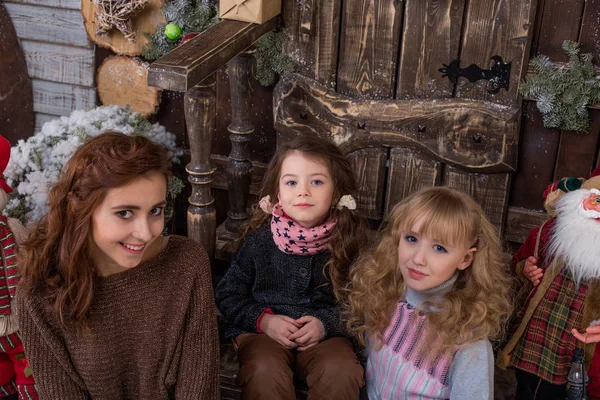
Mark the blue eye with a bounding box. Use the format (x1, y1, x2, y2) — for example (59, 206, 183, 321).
(116, 210, 133, 219)
(150, 207, 163, 216)
(311, 179, 324, 185)
(434, 244, 447, 253)
(404, 235, 417, 243)
(285, 180, 297, 186)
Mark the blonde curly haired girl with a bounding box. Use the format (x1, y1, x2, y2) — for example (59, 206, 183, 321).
(346, 186, 512, 399)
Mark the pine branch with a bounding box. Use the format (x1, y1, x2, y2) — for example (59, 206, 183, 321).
(520, 40, 600, 133)
(253, 30, 294, 87)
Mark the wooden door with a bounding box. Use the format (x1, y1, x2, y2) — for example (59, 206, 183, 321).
(276, 0, 537, 235)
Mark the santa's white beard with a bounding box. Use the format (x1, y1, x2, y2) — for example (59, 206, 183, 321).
(547, 189, 600, 286)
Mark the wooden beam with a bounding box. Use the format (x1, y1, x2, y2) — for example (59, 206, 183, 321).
(274, 73, 520, 173)
(147, 17, 279, 92)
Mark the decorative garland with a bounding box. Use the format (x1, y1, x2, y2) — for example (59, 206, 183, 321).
(5, 106, 184, 225)
(141, 0, 294, 87)
(520, 40, 600, 133)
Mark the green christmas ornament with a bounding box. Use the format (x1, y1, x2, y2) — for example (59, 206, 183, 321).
(164, 23, 182, 40)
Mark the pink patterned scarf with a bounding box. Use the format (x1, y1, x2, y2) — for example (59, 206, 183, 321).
(270, 204, 336, 255)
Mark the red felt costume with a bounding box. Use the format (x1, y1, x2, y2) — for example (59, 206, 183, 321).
(0, 136, 38, 400)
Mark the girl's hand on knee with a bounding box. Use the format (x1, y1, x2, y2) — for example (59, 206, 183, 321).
(288, 316, 325, 351)
(523, 256, 543, 286)
(260, 314, 302, 349)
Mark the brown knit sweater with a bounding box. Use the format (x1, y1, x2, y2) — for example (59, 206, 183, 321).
(16, 235, 220, 400)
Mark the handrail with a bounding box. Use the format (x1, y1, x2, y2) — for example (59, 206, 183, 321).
(147, 16, 279, 92)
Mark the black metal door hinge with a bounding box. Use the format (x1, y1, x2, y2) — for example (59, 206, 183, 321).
(439, 56, 511, 94)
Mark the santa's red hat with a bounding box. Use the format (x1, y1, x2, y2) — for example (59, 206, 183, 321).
(0, 136, 12, 194)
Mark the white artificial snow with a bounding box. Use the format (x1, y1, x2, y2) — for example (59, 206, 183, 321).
(5, 105, 183, 224)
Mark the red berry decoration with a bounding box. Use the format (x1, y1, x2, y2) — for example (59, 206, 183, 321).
(180, 33, 199, 45)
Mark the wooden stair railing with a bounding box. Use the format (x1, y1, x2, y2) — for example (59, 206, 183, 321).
(147, 17, 278, 261)
(217, 52, 255, 258)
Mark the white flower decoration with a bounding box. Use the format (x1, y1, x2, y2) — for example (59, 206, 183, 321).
(259, 195, 273, 214)
(336, 194, 356, 210)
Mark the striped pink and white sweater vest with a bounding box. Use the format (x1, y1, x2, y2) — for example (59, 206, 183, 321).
(366, 274, 494, 399)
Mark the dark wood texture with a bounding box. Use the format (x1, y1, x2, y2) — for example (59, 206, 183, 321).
(147, 17, 278, 92)
(396, 0, 465, 99)
(0, 3, 33, 144)
(509, 102, 560, 210)
(336, 0, 403, 99)
(443, 166, 511, 230)
(211, 155, 267, 195)
(553, 113, 600, 180)
(283, 0, 342, 87)
(184, 79, 217, 259)
(214, 66, 277, 163)
(223, 53, 254, 235)
(532, 0, 585, 61)
(274, 73, 520, 172)
(455, 0, 537, 105)
(348, 148, 387, 219)
(385, 148, 443, 213)
(505, 206, 547, 244)
(579, 0, 600, 64)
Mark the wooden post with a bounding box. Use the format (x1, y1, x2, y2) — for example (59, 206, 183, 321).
(224, 52, 254, 236)
(184, 76, 217, 259)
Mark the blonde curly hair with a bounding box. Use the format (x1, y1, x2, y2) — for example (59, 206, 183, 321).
(345, 186, 513, 356)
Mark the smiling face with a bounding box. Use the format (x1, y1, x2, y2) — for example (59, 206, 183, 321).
(581, 188, 600, 221)
(277, 151, 335, 229)
(90, 171, 167, 276)
(397, 216, 476, 291)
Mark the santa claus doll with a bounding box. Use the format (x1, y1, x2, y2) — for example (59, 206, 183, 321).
(0, 136, 37, 400)
(498, 166, 600, 399)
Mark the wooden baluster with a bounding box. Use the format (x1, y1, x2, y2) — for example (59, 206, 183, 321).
(224, 52, 254, 236)
(184, 76, 217, 259)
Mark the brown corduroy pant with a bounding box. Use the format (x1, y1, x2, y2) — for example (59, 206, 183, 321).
(234, 333, 364, 400)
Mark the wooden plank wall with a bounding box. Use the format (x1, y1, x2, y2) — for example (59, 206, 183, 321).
(195, 0, 600, 243)
(4, 0, 96, 132)
(88, 0, 600, 243)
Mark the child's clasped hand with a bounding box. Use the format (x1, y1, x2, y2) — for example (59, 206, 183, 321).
(259, 313, 325, 350)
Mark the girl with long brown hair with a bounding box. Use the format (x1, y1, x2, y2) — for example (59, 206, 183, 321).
(215, 135, 368, 400)
(346, 186, 512, 400)
(17, 131, 219, 399)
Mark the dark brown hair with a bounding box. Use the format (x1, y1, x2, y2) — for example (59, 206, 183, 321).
(19, 131, 172, 327)
(242, 135, 369, 300)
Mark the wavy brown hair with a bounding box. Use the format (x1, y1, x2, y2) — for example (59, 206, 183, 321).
(19, 131, 172, 327)
(241, 135, 369, 300)
(346, 186, 513, 355)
